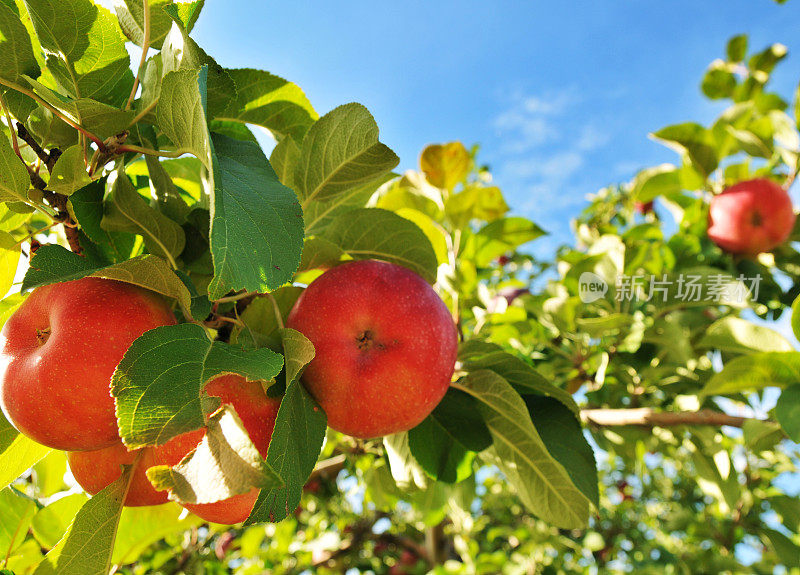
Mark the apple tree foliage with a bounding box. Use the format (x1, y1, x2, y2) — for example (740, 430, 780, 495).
(0, 1, 798, 573)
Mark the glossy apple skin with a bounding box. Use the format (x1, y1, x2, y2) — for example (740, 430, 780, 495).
(286, 260, 458, 439)
(708, 178, 796, 255)
(0, 278, 176, 451)
(67, 374, 280, 521)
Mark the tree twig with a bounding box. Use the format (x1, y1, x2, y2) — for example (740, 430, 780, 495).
(580, 408, 761, 429)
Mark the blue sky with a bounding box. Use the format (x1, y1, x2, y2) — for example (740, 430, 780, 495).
(191, 0, 800, 252)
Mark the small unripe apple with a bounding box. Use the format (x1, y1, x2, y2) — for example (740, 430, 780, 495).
(707, 178, 796, 255)
(68, 374, 280, 523)
(0, 278, 176, 451)
(287, 260, 458, 438)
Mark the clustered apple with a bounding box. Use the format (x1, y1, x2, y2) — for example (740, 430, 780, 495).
(707, 178, 796, 255)
(0, 278, 281, 525)
(0, 259, 458, 525)
(0, 278, 177, 451)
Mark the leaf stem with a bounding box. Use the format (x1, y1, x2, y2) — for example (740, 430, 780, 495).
(12, 221, 60, 248)
(213, 291, 253, 304)
(115, 144, 188, 158)
(127, 98, 158, 128)
(266, 291, 285, 329)
(125, 0, 151, 111)
(0, 92, 27, 168)
(0, 77, 106, 150)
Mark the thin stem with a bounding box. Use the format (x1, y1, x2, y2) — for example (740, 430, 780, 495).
(0, 92, 26, 166)
(12, 221, 60, 248)
(127, 98, 158, 128)
(213, 291, 252, 304)
(116, 144, 188, 158)
(125, 0, 151, 111)
(0, 77, 105, 149)
(266, 291, 285, 330)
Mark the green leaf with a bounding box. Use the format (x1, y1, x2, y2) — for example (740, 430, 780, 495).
(471, 216, 546, 266)
(323, 207, 438, 283)
(459, 340, 580, 418)
(222, 68, 318, 140)
(791, 293, 800, 342)
(233, 286, 303, 348)
(776, 385, 800, 442)
(701, 62, 736, 100)
(101, 169, 186, 260)
(0, 487, 36, 558)
(651, 123, 718, 178)
(445, 185, 509, 226)
(147, 405, 283, 504)
(408, 388, 491, 483)
(115, 0, 203, 49)
(455, 370, 591, 528)
(111, 503, 201, 565)
(69, 178, 136, 262)
(46, 146, 90, 195)
(22, 78, 135, 139)
(727, 35, 748, 62)
(701, 352, 800, 397)
(383, 432, 429, 490)
(206, 132, 304, 300)
(697, 317, 793, 354)
(395, 208, 449, 266)
(632, 164, 681, 203)
(298, 236, 343, 273)
(112, 322, 283, 448)
(155, 68, 212, 168)
(0, 0, 39, 82)
(22, 245, 191, 313)
(0, 230, 20, 297)
(524, 396, 598, 508)
(137, 127, 190, 223)
(21, 0, 132, 105)
(33, 464, 134, 575)
(246, 329, 326, 524)
(761, 528, 800, 566)
(31, 493, 87, 549)
(304, 172, 394, 236)
(0, 130, 31, 203)
(0, 434, 51, 490)
(295, 103, 399, 205)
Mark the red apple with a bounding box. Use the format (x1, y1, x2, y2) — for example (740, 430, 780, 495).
(0, 278, 176, 451)
(635, 200, 654, 215)
(286, 260, 458, 438)
(707, 178, 796, 254)
(67, 429, 204, 506)
(67, 374, 280, 523)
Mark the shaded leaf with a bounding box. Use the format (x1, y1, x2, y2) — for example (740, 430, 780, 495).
(102, 169, 186, 260)
(112, 323, 283, 448)
(455, 370, 591, 528)
(147, 405, 282, 504)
